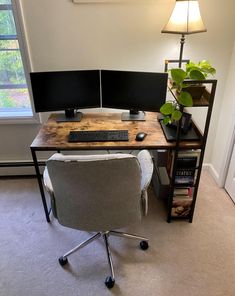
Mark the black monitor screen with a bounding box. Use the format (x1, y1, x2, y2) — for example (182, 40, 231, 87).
(101, 70, 168, 112)
(30, 70, 100, 113)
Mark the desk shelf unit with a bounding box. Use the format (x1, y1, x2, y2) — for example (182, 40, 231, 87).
(30, 75, 216, 224)
(154, 62, 217, 223)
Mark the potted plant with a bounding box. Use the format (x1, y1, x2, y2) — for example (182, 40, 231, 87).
(160, 60, 216, 125)
(184, 60, 216, 99)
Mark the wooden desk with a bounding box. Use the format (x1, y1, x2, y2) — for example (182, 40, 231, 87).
(30, 112, 202, 222)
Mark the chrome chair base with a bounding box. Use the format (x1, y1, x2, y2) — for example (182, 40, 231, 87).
(58, 230, 149, 289)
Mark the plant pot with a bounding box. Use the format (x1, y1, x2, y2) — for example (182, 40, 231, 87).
(184, 84, 206, 100)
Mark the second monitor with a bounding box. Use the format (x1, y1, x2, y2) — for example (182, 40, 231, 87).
(101, 70, 168, 121)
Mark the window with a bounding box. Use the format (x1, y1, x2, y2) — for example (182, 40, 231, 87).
(0, 0, 34, 120)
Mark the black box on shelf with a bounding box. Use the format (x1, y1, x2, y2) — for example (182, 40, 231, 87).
(152, 165, 170, 200)
(152, 149, 169, 167)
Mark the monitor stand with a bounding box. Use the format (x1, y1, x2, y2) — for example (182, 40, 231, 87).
(56, 109, 82, 122)
(121, 110, 145, 121)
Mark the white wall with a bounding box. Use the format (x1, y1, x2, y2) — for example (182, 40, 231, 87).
(22, 0, 171, 71)
(1, 0, 235, 182)
(210, 42, 235, 186)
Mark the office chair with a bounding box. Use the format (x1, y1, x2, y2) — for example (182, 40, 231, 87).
(43, 150, 153, 288)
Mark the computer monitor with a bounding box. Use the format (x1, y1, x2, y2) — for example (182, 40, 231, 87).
(30, 70, 100, 122)
(101, 70, 168, 121)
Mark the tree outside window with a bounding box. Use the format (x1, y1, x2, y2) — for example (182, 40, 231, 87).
(0, 0, 33, 118)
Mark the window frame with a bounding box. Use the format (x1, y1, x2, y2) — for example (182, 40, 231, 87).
(0, 0, 39, 124)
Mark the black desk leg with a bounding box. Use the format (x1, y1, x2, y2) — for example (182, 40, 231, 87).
(31, 148, 50, 222)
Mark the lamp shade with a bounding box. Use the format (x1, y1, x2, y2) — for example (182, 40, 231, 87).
(161, 0, 207, 35)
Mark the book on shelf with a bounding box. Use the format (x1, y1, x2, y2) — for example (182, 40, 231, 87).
(172, 150, 200, 185)
(175, 173, 195, 185)
(174, 187, 193, 197)
(171, 197, 193, 217)
(171, 185, 194, 217)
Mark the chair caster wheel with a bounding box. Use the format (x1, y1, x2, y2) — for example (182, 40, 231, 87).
(105, 276, 115, 289)
(140, 240, 149, 250)
(58, 256, 68, 266)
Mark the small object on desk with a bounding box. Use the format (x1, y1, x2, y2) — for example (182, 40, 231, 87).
(68, 130, 129, 142)
(135, 132, 147, 141)
(166, 112, 192, 134)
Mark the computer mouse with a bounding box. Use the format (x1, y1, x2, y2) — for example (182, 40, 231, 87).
(135, 132, 147, 141)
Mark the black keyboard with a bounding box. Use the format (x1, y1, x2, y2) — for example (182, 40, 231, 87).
(68, 130, 129, 142)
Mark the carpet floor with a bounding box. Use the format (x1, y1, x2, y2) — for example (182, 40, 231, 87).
(0, 170, 235, 296)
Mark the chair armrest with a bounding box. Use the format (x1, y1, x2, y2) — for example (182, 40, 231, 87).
(43, 167, 53, 193)
(43, 167, 58, 219)
(137, 150, 153, 216)
(137, 150, 153, 191)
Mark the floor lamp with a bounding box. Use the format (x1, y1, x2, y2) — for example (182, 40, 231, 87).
(161, 0, 207, 68)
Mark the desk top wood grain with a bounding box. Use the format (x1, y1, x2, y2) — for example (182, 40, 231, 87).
(30, 112, 202, 150)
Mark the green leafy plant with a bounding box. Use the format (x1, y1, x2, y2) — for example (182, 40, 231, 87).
(185, 60, 216, 79)
(160, 60, 216, 125)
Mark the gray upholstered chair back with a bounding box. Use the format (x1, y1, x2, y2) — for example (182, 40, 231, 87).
(46, 154, 142, 232)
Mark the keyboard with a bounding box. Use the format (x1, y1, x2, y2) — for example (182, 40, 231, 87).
(68, 130, 129, 142)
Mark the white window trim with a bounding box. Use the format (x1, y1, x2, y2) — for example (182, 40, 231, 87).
(0, 0, 40, 124)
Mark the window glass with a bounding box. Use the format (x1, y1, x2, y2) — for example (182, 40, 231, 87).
(0, 10, 16, 35)
(0, 40, 26, 85)
(0, 1, 11, 4)
(0, 1, 33, 118)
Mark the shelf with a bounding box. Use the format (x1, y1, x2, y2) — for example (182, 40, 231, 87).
(153, 66, 217, 223)
(160, 120, 202, 143)
(167, 80, 211, 107)
(173, 183, 196, 188)
(169, 215, 191, 220)
(160, 60, 217, 223)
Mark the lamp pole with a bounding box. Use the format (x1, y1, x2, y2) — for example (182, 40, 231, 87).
(179, 34, 185, 68)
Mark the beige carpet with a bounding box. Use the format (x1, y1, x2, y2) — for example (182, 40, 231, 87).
(0, 170, 235, 296)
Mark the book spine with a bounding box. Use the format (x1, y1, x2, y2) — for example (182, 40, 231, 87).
(175, 169, 196, 185)
(173, 152, 199, 185)
(174, 187, 192, 196)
